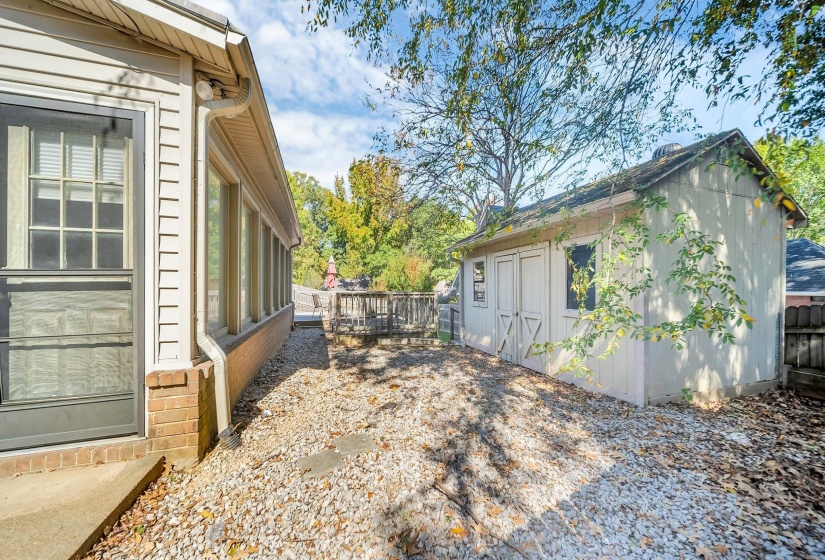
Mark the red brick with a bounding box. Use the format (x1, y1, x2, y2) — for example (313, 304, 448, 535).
(60, 450, 77, 468)
(148, 398, 165, 412)
(119, 444, 135, 461)
(91, 446, 107, 464)
(145, 372, 161, 388)
(76, 448, 92, 466)
(158, 371, 174, 387)
(0, 459, 18, 479)
(105, 445, 121, 462)
(171, 370, 187, 385)
(15, 456, 31, 474)
(151, 409, 188, 425)
(133, 441, 149, 458)
(45, 451, 62, 470)
(152, 434, 189, 451)
(165, 395, 198, 410)
(151, 385, 191, 398)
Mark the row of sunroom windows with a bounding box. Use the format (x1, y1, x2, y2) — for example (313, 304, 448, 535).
(207, 166, 292, 338)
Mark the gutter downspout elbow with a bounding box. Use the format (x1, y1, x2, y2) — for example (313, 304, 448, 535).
(195, 77, 253, 450)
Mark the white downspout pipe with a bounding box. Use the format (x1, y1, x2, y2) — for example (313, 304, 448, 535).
(195, 77, 252, 449)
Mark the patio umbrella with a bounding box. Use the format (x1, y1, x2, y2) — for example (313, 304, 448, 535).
(324, 256, 337, 289)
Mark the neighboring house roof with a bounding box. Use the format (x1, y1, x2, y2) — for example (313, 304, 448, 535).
(450, 129, 807, 250)
(786, 239, 825, 295)
(53, 0, 302, 245)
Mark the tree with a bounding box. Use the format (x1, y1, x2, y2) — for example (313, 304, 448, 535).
(302, 0, 807, 378)
(289, 171, 332, 288)
(756, 137, 825, 243)
(309, 0, 824, 138)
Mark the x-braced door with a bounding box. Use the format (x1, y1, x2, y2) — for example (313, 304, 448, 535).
(494, 254, 517, 363)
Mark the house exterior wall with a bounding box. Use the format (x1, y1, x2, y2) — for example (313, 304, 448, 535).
(0, 0, 297, 467)
(644, 159, 785, 403)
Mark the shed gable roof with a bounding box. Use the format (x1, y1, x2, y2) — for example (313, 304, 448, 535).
(786, 238, 825, 295)
(451, 129, 806, 250)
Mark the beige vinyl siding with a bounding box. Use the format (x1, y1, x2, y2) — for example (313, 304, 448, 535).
(0, 0, 184, 364)
(644, 159, 784, 401)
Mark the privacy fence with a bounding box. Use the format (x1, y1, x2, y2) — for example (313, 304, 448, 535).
(784, 305, 825, 399)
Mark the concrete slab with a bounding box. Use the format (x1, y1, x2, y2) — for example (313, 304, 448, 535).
(0, 455, 164, 560)
(296, 449, 344, 478)
(333, 434, 376, 456)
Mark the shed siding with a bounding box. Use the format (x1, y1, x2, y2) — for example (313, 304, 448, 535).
(462, 211, 640, 404)
(644, 160, 784, 401)
(0, 0, 184, 368)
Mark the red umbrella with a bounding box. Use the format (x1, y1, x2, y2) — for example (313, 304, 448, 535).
(324, 256, 337, 289)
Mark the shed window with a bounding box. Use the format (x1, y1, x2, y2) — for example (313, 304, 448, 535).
(472, 260, 486, 303)
(566, 245, 596, 311)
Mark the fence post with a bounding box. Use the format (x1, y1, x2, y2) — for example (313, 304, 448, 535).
(335, 293, 341, 336)
(387, 293, 394, 338)
(450, 306, 457, 341)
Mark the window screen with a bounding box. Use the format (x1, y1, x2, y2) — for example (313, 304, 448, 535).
(207, 168, 227, 332)
(566, 245, 596, 311)
(473, 260, 486, 303)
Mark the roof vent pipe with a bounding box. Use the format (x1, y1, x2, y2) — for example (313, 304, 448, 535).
(652, 143, 682, 158)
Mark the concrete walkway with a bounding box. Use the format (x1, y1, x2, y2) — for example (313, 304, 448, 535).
(0, 455, 163, 560)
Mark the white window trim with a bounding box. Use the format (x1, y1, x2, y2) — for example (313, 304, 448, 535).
(471, 256, 488, 308)
(559, 235, 601, 318)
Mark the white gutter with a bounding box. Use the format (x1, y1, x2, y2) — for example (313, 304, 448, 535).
(195, 76, 253, 450)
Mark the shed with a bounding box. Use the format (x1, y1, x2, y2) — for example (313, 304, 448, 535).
(451, 130, 807, 405)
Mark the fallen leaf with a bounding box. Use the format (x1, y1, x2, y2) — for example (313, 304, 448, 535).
(675, 442, 688, 450)
(201, 510, 213, 519)
(487, 504, 502, 517)
(715, 543, 728, 555)
(449, 525, 469, 538)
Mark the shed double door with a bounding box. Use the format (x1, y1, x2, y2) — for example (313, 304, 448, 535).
(494, 247, 548, 371)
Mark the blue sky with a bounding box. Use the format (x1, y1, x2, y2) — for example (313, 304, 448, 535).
(198, 0, 774, 192)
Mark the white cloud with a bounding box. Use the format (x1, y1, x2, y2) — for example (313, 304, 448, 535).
(271, 111, 388, 188)
(195, 0, 386, 188)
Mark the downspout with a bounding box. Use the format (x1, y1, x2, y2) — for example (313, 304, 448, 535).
(195, 76, 252, 450)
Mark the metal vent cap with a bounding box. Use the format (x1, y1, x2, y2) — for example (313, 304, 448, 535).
(653, 142, 682, 158)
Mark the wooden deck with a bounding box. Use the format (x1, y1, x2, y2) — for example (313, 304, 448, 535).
(329, 292, 438, 343)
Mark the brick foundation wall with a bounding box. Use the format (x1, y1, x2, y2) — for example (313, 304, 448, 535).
(225, 305, 293, 406)
(1, 306, 294, 478)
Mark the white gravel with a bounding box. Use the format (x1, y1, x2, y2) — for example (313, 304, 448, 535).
(88, 329, 825, 559)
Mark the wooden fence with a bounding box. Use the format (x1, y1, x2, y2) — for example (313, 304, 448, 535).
(329, 292, 437, 338)
(784, 305, 825, 399)
(785, 305, 824, 368)
(438, 303, 460, 340)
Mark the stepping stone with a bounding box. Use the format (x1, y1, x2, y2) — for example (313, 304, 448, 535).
(296, 449, 344, 478)
(333, 434, 376, 456)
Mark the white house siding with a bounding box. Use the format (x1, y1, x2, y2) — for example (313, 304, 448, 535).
(644, 160, 784, 402)
(0, 0, 186, 369)
(462, 211, 641, 404)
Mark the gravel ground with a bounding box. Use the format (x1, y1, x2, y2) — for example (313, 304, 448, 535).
(88, 329, 825, 560)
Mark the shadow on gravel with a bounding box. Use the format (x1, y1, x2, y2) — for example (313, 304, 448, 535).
(335, 342, 825, 558)
(231, 328, 332, 432)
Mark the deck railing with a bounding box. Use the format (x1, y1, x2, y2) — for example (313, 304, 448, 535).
(292, 284, 330, 311)
(329, 291, 438, 337)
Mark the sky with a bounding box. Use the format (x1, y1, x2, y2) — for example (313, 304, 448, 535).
(197, 0, 774, 192)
